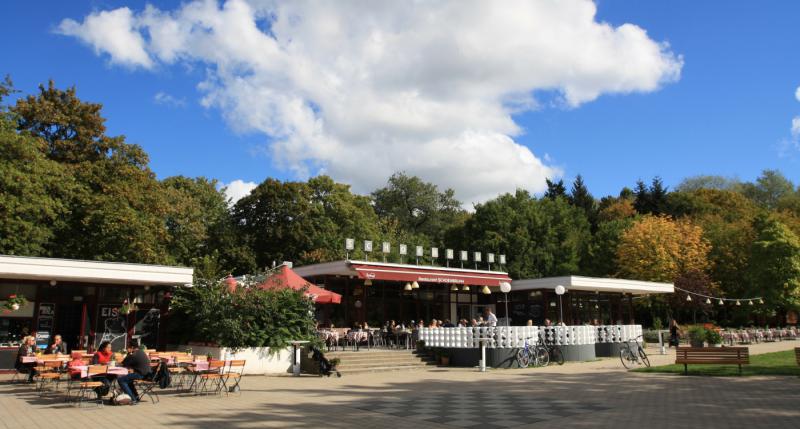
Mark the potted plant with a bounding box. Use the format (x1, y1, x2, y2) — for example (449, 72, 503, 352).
(706, 329, 723, 347)
(688, 326, 707, 347)
(439, 348, 451, 366)
(119, 299, 137, 315)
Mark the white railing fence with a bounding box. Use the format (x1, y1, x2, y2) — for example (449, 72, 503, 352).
(419, 325, 642, 348)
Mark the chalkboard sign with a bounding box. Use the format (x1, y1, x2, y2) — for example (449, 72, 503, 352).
(35, 303, 55, 349)
(95, 305, 127, 352)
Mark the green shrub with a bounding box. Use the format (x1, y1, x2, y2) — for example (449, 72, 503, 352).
(169, 271, 320, 352)
(688, 326, 707, 344)
(652, 317, 663, 330)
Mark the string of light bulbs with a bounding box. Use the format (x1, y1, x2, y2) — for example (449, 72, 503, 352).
(673, 285, 764, 306)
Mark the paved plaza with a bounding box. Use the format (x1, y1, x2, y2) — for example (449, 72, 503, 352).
(1, 342, 798, 429)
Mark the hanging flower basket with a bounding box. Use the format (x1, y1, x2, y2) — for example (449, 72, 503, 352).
(3, 294, 28, 311)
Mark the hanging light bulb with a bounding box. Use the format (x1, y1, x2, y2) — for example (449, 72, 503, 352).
(758, 298, 764, 304)
(748, 300, 753, 306)
(404, 283, 412, 291)
(718, 299, 724, 305)
(481, 285, 491, 295)
(450, 284, 459, 292)
(705, 298, 711, 305)
(463, 285, 470, 291)
(411, 281, 420, 289)
(594, 304, 599, 309)
(736, 300, 741, 306)
(686, 294, 692, 302)
(550, 301, 556, 307)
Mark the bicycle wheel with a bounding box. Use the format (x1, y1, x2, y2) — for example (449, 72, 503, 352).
(638, 347, 650, 367)
(619, 346, 633, 369)
(534, 346, 550, 367)
(516, 349, 530, 368)
(551, 347, 565, 365)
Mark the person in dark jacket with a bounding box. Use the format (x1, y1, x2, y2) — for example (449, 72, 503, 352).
(117, 341, 152, 404)
(15, 336, 38, 382)
(45, 335, 68, 355)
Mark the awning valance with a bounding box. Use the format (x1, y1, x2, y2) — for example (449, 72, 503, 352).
(351, 263, 511, 287)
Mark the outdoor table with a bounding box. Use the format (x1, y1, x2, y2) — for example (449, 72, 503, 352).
(346, 331, 369, 350)
(289, 340, 310, 376)
(22, 355, 70, 364)
(73, 365, 128, 379)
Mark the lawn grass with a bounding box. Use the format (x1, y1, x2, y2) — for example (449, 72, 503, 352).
(633, 350, 800, 377)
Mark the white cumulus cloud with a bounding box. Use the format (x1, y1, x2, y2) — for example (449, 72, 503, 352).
(57, 0, 683, 205)
(219, 179, 258, 204)
(795, 86, 800, 102)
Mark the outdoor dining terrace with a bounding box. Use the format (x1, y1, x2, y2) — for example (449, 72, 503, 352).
(9, 349, 246, 407)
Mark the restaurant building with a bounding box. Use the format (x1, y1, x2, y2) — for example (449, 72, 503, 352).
(294, 259, 673, 328)
(293, 260, 512, 327)
(0, 255, 193, 369)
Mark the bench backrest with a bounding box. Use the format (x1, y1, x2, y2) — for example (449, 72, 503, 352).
(795, 347, 800, 365)
(675, 347, 750, 364)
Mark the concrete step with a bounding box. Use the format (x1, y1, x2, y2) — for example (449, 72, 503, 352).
(340, 363, 435, 375)
(325, 349, 436, 374)
(337, 359, 437, 369)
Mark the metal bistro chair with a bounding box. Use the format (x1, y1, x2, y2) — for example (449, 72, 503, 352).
(35, 360, 64, 396)
(72, 365, 108, 408)
(222, 360, 246, 396)
(197, 360, 226, 396)
(132, 360, 161, 404)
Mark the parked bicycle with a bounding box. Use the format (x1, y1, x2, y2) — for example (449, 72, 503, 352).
(516, 337, 549, 368)
(619, 335, 650, 369)
(539, 333, 564, 366)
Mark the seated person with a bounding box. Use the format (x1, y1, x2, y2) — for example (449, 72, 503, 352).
(45, 334, 68, 355)
(117, 341, 152, 404)
(91, 341, 113, 365)
(67, 354, 85, 380)
(14, 336, 38, 383)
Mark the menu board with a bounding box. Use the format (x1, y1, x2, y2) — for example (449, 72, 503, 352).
(35, 303, 55, 349)
(95, 305, 127, 352)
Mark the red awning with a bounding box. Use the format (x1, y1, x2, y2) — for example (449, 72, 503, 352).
(258, 266, 342, 304)
(351, 263, 511, 286)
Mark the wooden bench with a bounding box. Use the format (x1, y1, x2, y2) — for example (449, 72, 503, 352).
(795, 347, 800, 366)
(675, 347, 750, 375)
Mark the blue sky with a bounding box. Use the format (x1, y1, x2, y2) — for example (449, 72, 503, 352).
(2, 1, 799, 203)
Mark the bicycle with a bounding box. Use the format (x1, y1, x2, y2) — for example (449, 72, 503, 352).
(619, 335, 650, 369)
(539, 334, 564, 366)
(516, 337, 549, 368)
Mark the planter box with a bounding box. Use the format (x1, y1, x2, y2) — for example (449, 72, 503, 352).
(181, 345, 293, 375)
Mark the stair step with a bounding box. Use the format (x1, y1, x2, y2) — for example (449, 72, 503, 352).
(337, 360, 437, 369)
(340, 364, 435, 374)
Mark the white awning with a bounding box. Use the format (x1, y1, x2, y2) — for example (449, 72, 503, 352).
(512, 276, 673, 295)
(0, 255, 193, 286)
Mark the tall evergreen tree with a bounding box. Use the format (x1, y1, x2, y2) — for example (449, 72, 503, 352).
(569, 174, 596, 228)
(544, 178, 567, 200)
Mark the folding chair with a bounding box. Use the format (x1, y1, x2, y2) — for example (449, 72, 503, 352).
(133, 361, 161, 404)
(35, 360, 64, 396)
(222, 360, 246, 396)
(170, 356, 193, 390)
(197, 360, 225, 395)
(70, 365, 108, 407)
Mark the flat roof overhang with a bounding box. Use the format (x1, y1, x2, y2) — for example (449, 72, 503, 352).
(0, 255, 194, 286)
(511, 276, 673, 295)
(294, 260, 511, 287)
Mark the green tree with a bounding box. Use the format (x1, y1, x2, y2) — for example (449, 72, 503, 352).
(0, 101, 72, 256)
(740, 170, 795, 208)
(371, 172, 465, 242)
(676, 175, 741, 192)
(747, 215, 800, 316)
(569, 174, 597, 228)
(11, 80, 171, 263)
(582, 218, 634, 277)
(460, 191, 590, 279)
(544, 178, 567, 200)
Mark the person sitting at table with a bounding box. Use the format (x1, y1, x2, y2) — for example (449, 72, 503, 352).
(442, 319, 455, 328)
(15, 336, 38, 383)
(45, 334, 68, 355)
(117, 340, 152, 404)
(91, 341, 114, 365)
(67, 354, 84, 380)
(470, 319, 478, 327)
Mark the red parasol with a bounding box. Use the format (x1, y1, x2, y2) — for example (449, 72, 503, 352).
(258, 265, 341, 304)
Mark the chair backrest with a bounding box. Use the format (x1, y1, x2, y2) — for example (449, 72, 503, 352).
(44, 360, 63, 370)
(194, 355, 208, 362)
(176, 356, 193, 364)
(87, 365, 108, 376)
(80, 357, 92, 365)
(227, 360, 246, 370)
(208, 360, 225, 370)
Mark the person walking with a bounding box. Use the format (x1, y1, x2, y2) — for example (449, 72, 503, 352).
(669, 319, 682, 348)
